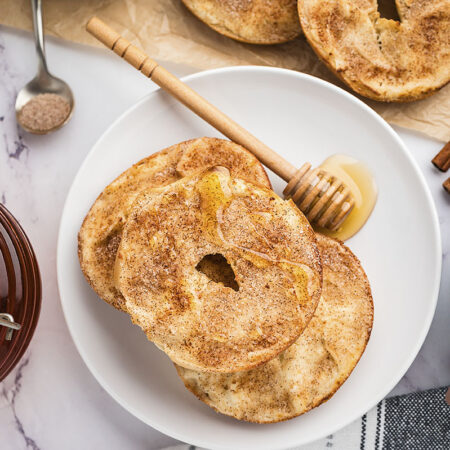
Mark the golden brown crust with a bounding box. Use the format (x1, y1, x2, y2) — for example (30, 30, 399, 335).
(116, 168, 322, 373)
(182, 0, 301, 44)
(176, 234, 373, 422)
(298, 0, 450, 101)
(78, 138, 271, 312)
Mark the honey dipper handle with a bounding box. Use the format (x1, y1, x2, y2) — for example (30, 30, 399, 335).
(86, 17, 297, 182)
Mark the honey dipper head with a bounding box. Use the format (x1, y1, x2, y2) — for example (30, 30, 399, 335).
(283, 163, 355, 231)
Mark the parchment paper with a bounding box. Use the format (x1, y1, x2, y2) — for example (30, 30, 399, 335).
(1, 0, 448, 142)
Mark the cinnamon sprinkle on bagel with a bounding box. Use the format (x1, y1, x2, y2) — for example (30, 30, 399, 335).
(78, 138, 271, 312)
(116, 167, 322, 373)
(182, 0, 301, 44)
(176, 234, 373, 422)
(298, 0, 450, 101)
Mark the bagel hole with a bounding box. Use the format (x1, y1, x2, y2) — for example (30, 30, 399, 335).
(378, 0, 400, 21)
(196, 254, 239, 291)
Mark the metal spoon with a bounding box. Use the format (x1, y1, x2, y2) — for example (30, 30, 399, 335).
(15, 0, 74, 134)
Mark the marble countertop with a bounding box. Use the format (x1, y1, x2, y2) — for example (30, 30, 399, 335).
(0, 26, 449, 450)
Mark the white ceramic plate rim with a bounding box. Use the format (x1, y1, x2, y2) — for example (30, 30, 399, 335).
(57, 66, 441, 450)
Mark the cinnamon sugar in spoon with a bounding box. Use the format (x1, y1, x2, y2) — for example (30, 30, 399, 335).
(86, 17, 363, 232)
(15, 0, 74, 134)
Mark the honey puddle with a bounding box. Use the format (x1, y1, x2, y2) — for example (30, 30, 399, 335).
(315, 154, 377, 241)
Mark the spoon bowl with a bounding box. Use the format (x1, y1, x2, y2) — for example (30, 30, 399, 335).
(15, 72, 74, 135)
(16, 0, 74, 134)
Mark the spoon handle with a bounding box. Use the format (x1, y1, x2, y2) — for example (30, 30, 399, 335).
(86, 17, 297, 182)
(30, 0, 48, 75)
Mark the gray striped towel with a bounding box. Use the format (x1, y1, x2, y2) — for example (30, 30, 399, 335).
(162, 387, 450, 450)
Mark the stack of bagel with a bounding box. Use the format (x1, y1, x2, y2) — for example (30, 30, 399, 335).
(79, 137, 373, 422)
(181, 0, 450, 102)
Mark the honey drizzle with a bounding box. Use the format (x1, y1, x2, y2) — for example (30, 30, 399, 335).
(315, 154, 377, 241)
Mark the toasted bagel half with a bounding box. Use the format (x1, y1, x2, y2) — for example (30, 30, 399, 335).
(182, 0, 301, 44)
(298, 0, 450, 101)
(116, 167, 322, 373)
(78, 138, 270, 311)
(176, 234, 373, 422)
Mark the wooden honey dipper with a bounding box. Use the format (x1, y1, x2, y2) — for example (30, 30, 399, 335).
(86, 17, 355, 231)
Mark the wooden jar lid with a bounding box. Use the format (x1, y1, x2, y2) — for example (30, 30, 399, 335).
(0, 204, 41, 381)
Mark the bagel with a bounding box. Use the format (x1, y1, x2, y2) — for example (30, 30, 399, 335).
(298, 0, 450, 101)
(78, 138, 271, 311)
(176, 234, 373, 422)
(115, 167, 322, 373)
(182, 0, 301, 44)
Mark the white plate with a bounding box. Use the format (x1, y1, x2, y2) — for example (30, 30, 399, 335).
(57, 67, 441, 450)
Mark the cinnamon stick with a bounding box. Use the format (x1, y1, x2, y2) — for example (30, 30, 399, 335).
(432, 141, 450, 172)
(443, 177, 450, 194)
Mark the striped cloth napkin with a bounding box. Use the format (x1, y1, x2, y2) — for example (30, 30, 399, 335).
(163, 387, 449, 450)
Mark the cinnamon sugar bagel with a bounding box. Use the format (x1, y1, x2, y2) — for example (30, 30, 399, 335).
(182, 0, 301, 44)
(78, 138, 270, 312)
(115, 167, 322, 373)
(298, 0, 450, 101)
(176, 234, 373, 422)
